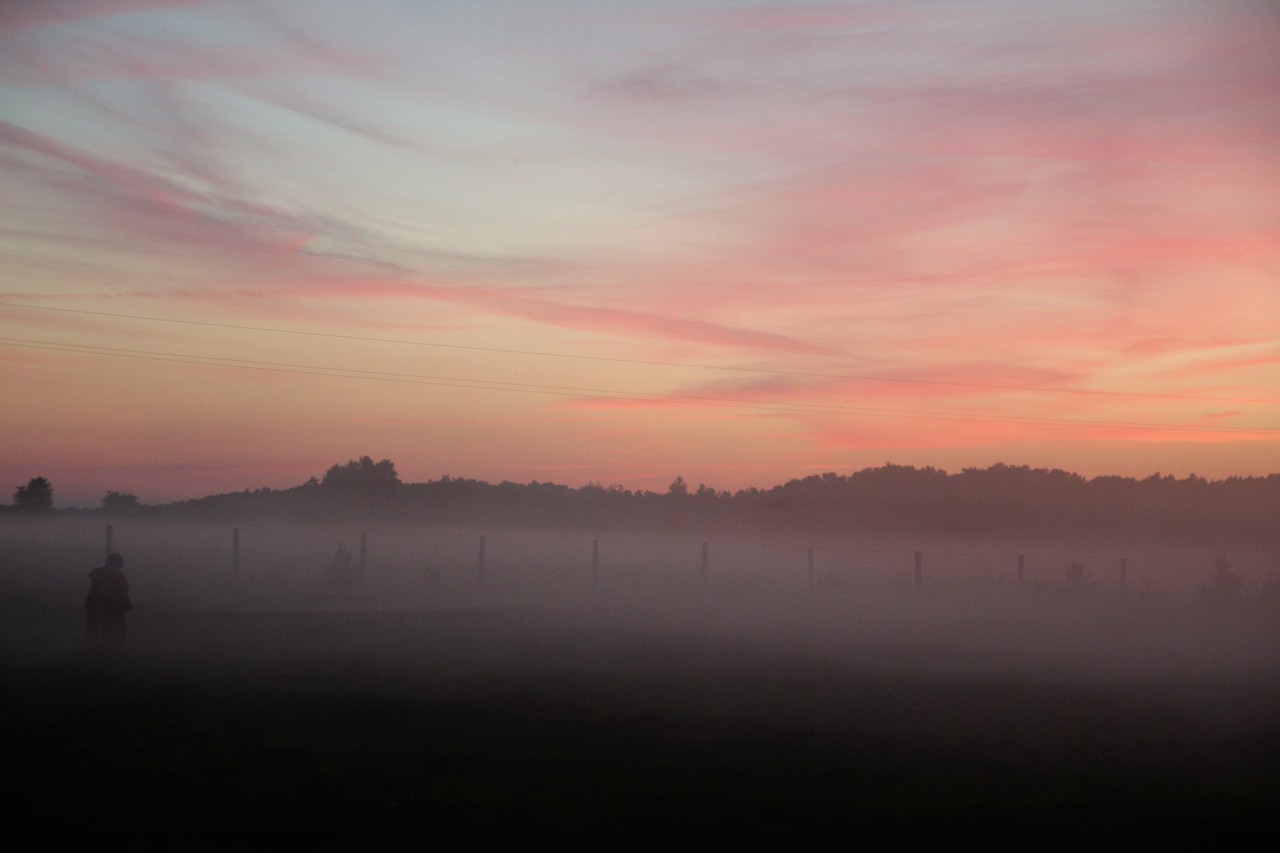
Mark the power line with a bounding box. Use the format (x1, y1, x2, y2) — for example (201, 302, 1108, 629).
(2, 300, 1274, 405)
(4, 336, 1277, 436)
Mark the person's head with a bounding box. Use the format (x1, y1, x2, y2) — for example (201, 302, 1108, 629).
(106, 552, 124, 569)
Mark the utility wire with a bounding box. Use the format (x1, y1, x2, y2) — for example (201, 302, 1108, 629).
(2, 301, 1274, 405)
(4, 336, 1276, 436)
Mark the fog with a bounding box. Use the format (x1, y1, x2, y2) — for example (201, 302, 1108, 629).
(4, 515, 1277, 841)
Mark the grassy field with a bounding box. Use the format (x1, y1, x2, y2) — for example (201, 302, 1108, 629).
(4, 588, 1278, 846)
(3, 518, 1277, 844)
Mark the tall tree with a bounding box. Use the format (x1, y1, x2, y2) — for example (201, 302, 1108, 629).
(14, 477, 53, 511)
(102, 491, 141, 515)
(321, 457, 402, 494)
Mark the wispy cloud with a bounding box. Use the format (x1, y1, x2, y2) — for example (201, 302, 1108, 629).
(4, 1, 1278, 498)
(301, 280, 829, 354)
(0, 0, 201, 35)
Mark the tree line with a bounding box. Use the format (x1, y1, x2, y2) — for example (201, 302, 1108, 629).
(9, 458, 1279, 546)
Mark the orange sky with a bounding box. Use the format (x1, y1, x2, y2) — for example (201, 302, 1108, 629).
(2, 1, 1277, 506)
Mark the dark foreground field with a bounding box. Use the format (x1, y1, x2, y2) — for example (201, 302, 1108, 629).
(3, 591, 1278, 846)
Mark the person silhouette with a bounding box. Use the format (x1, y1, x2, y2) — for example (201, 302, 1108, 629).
(86, 552, 132, 655)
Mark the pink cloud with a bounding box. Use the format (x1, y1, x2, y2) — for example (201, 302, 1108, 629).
(0, 0, 201, 34)
(1, 1, 379, 84)
(117, 285, 407, 328)
(1184, 347, 1280, 379)
(244, 88, 441, 156)
(54, 269, 821, 356)
(4, 118, 827, 355)
(551, 358, 1279, 454)
(807, 411, 1274, 454)
(589, 64, 736, 105)
(706, 3, 912, 31)
(0, 120, 329, 274)
(4, 39, 310, 86)
(296, 279, 827, 355)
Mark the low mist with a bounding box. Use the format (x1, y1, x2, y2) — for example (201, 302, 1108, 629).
(4, 514, 1276, 842)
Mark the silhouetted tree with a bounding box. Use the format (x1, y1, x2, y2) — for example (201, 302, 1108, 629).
(321, 457, 402, 495)
(667, 476, 689, 497)
(102, 491, 141, 515)
(14, 477, 53, 511)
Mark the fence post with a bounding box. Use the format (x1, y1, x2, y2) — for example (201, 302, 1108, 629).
(105, 524, 113, 558)
(232, 527, 240, 580)
(914, 550, 922, 588)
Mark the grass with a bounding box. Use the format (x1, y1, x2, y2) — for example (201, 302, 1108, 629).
(4, 600, 1277, 845)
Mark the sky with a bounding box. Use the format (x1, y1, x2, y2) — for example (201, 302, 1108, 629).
(1, 0, 1278, 507)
